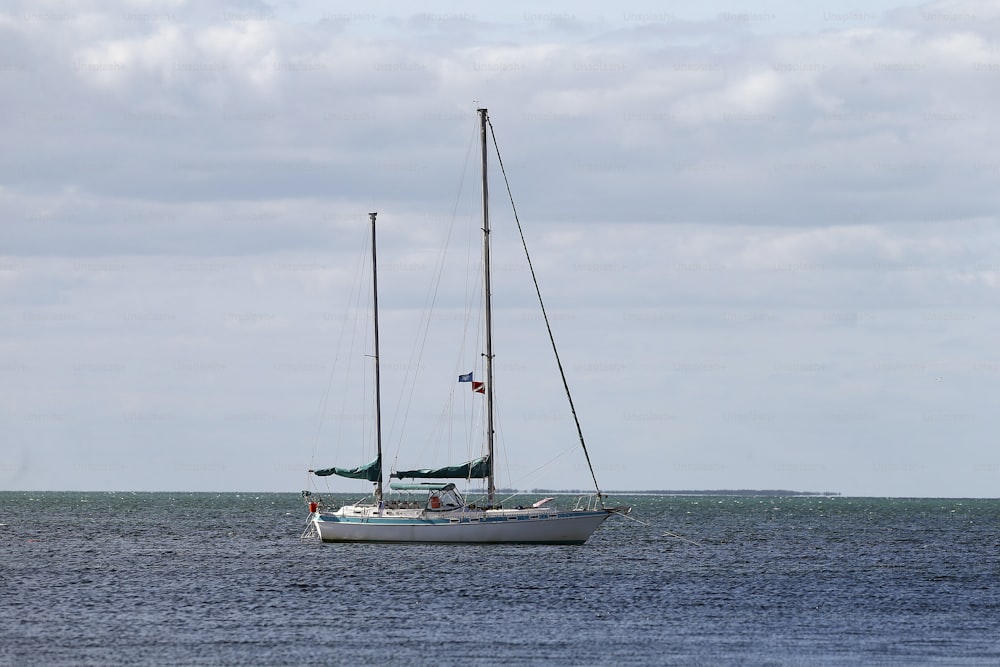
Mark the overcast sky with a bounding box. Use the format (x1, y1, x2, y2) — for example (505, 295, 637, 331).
(2, 0, 998, 497)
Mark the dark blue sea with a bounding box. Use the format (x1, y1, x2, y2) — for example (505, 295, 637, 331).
(2, 492, 998, 666)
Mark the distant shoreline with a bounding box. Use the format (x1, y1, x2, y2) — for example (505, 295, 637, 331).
(513, 489, 841, 497)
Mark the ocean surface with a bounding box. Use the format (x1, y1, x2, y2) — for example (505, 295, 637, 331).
(2, 492, 998, 666)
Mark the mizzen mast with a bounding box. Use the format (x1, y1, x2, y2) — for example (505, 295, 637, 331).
(369, 211, 384, 502)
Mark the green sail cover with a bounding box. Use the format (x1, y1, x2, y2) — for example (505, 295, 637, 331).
(313, 455, 381, 482)
(392, 455, 491, 480)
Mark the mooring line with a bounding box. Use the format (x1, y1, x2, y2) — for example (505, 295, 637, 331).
(662, 529, 703, 548)
(615, 510, 703, 547)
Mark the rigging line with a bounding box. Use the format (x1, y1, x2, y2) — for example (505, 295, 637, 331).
(493, 387, 511, 489)
(356, 249, 375, 461)
(498, 490, 523, 506)
(497, 444, 579, 504)
(487, 117, 606, 508)
(309, 237, 370, 468)
(388, 119, 480, 466)
(516, 444, 577, 485)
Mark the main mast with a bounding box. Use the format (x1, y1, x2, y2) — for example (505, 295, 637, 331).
(478, 108, 496, 505)
(370, 211, 384, 502)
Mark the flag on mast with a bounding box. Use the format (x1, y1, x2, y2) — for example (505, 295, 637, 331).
(458, 372, 484, 393)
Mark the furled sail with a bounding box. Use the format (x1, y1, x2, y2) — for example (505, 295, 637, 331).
(392, 455, 491, 480)
(313, 455, 381, 482)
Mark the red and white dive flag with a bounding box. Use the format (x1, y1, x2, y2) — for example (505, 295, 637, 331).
(459, 372, 485, 394)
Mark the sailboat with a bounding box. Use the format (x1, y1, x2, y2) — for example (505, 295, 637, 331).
(304, 109, 624, 544)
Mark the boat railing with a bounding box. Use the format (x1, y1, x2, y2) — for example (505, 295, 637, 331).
(572, 494, 603, 511)
(383, 499, 424, 510)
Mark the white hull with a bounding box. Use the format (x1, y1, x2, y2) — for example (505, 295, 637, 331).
(313, 505, 611, 544)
